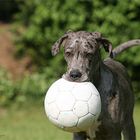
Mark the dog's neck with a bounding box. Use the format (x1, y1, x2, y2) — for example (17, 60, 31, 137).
(89, 51, 102, 87)
(90, 64, 101, 87)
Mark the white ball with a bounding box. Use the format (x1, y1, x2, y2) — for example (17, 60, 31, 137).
(44, 78, 101, 132)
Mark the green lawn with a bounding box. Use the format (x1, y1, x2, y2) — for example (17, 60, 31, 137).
(0, 106, 72, 140)
(134, 102, 140, 140)
(0, 102, 139, 140)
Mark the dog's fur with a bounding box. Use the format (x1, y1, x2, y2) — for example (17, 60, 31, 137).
(51, 31, 136, 140)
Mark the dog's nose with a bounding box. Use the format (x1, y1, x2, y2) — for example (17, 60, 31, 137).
(70, 69, 82, 80)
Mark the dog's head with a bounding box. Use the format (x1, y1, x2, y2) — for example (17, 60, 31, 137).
(52, 31, 112, 82)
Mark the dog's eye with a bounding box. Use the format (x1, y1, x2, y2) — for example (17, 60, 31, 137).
(65, 51, 72, 57)
(85, 52, 93, 59)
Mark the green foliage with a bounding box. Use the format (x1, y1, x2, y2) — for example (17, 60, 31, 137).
(14, 72, 48, 103)
(16, 58, 66, 100)
(14, 0, 94, 66)
(13, 0, 140, 98)
(15, 0, 140, 65)
(0, 68, 15, 106)
(0, 56, 67, 106)
(0, 68, 52, 106)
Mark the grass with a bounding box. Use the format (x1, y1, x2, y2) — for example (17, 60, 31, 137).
(134, 102, 140, 139)
(0, 102, 139, 140)
(0, 105, 72, 140)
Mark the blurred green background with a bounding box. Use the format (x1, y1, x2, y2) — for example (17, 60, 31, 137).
(0, 0, 140, 139)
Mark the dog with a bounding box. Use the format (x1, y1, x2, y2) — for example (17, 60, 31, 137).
(51, 31, 139, 140)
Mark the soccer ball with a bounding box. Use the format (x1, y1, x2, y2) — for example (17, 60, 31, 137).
(44, 78, 101, 132)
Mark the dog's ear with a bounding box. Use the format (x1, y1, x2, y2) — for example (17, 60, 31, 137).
(92, 32, 113, 57)
(51, 34, 68, 56)
(51, 30, 73, 56)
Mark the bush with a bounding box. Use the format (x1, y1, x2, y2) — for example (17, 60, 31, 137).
(15, 0, 140, 65)
(0, 68, 15, 106)
(0, 60, 67, 106)
(0, 67, 52, 106)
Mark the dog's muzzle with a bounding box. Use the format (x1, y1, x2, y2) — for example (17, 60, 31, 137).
(69, 69, 82, 81)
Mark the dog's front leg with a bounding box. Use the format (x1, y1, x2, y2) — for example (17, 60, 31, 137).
(73, 132, 87, 140)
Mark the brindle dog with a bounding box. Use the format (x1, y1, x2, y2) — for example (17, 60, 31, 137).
(51, 31, 137, 140)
